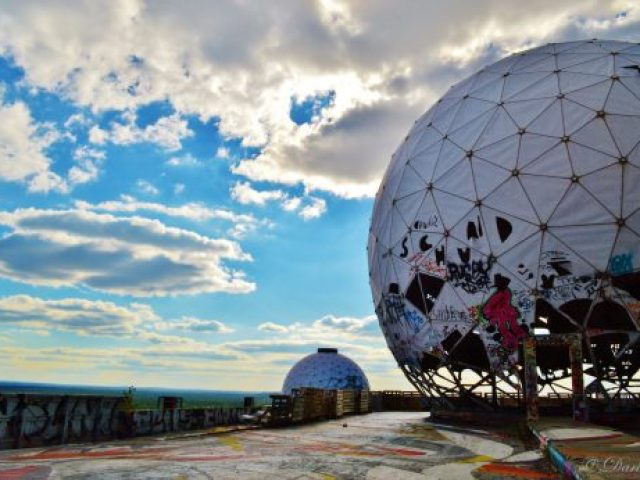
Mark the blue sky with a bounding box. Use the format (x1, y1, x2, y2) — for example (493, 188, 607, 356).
(0, 1, 638, 390)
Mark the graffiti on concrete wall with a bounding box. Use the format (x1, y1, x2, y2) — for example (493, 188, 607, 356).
(132, 407, 243, 435)
(0, 394, 125, 449)
(0, 393, 247, 450)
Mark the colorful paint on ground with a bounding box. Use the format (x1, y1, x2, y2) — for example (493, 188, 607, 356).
(530, 418, 640, 480)
(0, 412, 560, 479)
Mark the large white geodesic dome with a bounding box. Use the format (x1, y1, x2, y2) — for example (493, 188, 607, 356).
(368, 39, 640, 402)
(282, 348, 370, 394)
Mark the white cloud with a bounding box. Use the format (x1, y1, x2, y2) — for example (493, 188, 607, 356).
(173, 183, 185, 194)
(63, 112, 90, 129)
(68, 146, 105, 185)
(0, 101, 67, 193)
(0, 294, 156, 336)
(312, 314, 377, 333)
(136, 179, 159, 195)
(166, 153, 201, 167)
(299, 197, 326, 220)
(258, 321, 290, 333)
(281, 197, 302, 212)
(155, 316, 234, 334)
(0, 208, 254, 296)
(75, 195, 271, 240)
(90, 111, 193, 151)
(75, 194, 257, 224)
(230, 181, 285, 206)
(255, 314, 379, 342)
(27, 170, 68, 194)
(216, 147, 230, 159)
(1, 1, 636, 199)
(231, 181, 328, 219)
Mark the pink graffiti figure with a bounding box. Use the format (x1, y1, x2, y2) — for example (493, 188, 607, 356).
(482, 274, 526, 351)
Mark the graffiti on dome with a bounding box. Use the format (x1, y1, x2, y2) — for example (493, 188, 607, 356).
(466, 216, 483, 240)
(399, 217, 439, 259)
(432, 305, 473, 324)
(404, 307, 426, 332)
(477, 275, 530, 367)
(408, 252, 447, 277)
(539, 250, 599, 303)
(378, 287, 431, 366)
(378, 309, 411, 363)
(609, 252, 633, 276)
(414, 216, 439, 230)
(514, 289, 534, 317)
(446, 250, 494, 294)
(516, 263, 534, 281)
(405, 273, 445, 315)
(414, 321, 445, 354)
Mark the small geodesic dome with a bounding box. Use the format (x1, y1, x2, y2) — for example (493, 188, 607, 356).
(282, 348, 370, 394)
(368, 39, 640, 406)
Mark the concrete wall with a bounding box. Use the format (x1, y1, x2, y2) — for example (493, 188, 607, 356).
(132, 407, 243, 436)
(0, 393, 245, 450)
(0, 393, 125, 449)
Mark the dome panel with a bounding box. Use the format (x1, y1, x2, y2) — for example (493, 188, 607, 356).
(580, 165, 622, 217)
(470, 157, 511, 198)
(568, 142, 618, 175)
(562, 99, 598, 135)
(559, 71, 608, 93)
(504, 97, 555, 128)
(475, 135, 520, 170)
(475, 107, 519, 149)
(520, 142, 572, 177)
(607, 114, 640, 156)
(519, 174, 570, 222)
(571, 118, 620, 157)
(527, 100, 563, 137)
(605, 80, 640, 115)
(623, 164, 640, 217)
(564, 80, 610, 111)
(483, 177, 539, 223)
(563, 54, 612, 76)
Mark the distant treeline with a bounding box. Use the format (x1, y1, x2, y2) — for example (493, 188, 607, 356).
(0, 381, 275, 409)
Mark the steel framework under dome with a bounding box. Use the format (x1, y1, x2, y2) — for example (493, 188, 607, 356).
(368, 39, 640, 414)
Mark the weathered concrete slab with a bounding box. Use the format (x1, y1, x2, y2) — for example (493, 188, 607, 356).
(0, 412, 558, 479)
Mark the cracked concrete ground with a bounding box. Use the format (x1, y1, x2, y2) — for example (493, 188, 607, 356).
(0, 412, 560, 479)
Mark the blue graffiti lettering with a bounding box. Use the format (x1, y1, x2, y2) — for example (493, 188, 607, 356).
(609, 252, 633, 276)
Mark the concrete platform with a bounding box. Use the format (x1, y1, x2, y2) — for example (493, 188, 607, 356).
(0, 412, 559, 479)
(530, 418, 640, 479)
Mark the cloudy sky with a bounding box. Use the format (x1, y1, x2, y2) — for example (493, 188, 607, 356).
(0, 0, 638, 391)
